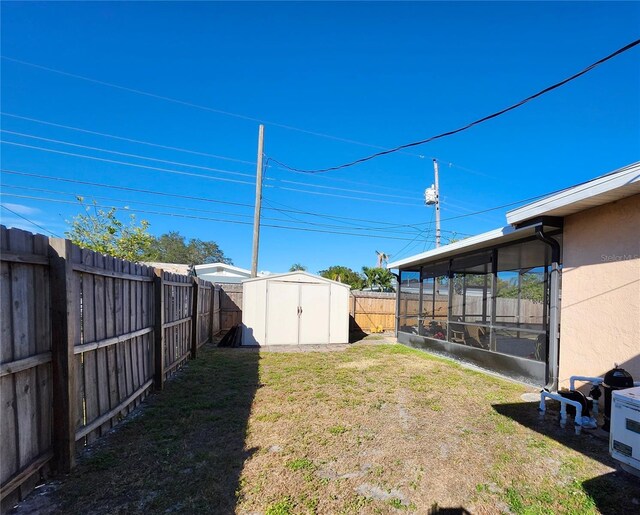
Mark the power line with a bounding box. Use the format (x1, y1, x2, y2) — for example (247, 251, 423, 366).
(1, 130, 256, 178)
(0, 112, 256, 166)
(271, 185, 421, 206)
(1, 168, 257, 208)
(262, 195, 471, 235)
(0, 192, 433, 242)
(1, 141, 424, 205)
(0, 56, 423, 156)
(267, 175, 418, 201)
(0, 203, 62, 237)
(1, 140, 256, 185)
(2, 129, 419, 201)
(269, 38, 640, 174)
(0, 111, 446, 196)
(0, 183, 426, 235)
(2, 168, 435, 229)
(0, 168, 565, 230)
(390, 216, 434, 263)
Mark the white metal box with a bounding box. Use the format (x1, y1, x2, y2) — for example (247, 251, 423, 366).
(610, 386, 640, 475)
(241, 271, 350, 346)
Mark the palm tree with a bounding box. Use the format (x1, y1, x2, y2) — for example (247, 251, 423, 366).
(375, 250, 390, 268)
(289, 263, 307, 272)
(362, 266, 395, 292)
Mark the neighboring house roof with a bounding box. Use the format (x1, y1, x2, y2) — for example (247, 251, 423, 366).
(193, 262, 270, 283)
(193, 262, 252, 276)
(241, 270, 351, 288)
(506, 161, 640, 226)
(142, 262, 191, 275)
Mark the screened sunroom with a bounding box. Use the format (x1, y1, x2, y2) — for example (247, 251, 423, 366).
(389, 222, 562, 386)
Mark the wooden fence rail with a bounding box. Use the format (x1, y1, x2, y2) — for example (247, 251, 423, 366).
(0, 227, 218, 509)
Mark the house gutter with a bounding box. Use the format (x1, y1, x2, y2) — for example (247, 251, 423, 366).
(535, 226, 561, 392)
(391, 272, 400, 337)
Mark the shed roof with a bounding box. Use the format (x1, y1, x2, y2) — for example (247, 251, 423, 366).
(506, 161, 640, 225)
(241, 270, 351, 288)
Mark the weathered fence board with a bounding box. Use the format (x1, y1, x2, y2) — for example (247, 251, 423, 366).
(0, 226, 217, 507)
(0, 227, 53, 506)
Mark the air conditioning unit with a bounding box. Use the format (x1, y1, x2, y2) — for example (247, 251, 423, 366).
(610, 386, 640, 476)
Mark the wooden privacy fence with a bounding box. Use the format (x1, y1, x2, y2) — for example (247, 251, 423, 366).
(0, 227, 218, 508)
(213, 286, 399, 333)
(350, 291, 397, 331)
(219, 283, 242, 330)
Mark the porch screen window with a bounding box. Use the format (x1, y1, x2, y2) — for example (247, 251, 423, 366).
(398, 238, 552, 363)
(398, 270, 420, 334)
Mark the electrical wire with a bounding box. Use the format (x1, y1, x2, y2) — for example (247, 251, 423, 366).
(1, 130, 256, 178)
(0, 203, 62, 237)
(0, 56, 423, 156)
(0, 112, 256, 166)
(0, 183, 426, 235)
(1, 141, 425, 205)
(0, 112, 457, 197)
(1, 140, 256, 185)
(2, 113, 492, 196)
(0, 192, 434, 242)
(269, 38, 640, 174)
(5, 167, 601, 230)
(262, 195, 471, 235)
(2, 129, 420, 201)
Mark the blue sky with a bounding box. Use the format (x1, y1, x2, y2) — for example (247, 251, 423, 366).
(1, 2, 638, 273)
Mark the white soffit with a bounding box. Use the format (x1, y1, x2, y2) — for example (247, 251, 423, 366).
(387, 224, 541, 270)
(506, 162, 640, 225)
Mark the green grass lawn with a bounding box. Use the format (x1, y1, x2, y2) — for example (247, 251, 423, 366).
(31, 342, 640, 514)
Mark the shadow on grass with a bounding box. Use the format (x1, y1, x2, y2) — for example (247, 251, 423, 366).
(51, 347, 261, 514)
(492, 401, 640, 514)
(428, 507, 471, 514)
(349, 314, 368, 343)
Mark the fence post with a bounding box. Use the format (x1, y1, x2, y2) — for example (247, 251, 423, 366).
(154, 269, 165, 390)
(191, 277, 200, 359)
(48, 238, 76, 473)
(209, 283, 217, 343)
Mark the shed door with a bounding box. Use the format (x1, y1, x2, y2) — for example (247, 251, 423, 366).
(266, 281, 300, 345)
(299, 283, 331, 345)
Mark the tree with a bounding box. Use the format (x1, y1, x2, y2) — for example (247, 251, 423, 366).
(146, 231, 232, 266)
(497, 273, 545, 303)
(318, 265, 364, 290)
(362, 266, 395, 292)
(289, 263, 307, 272)
(66, 199, 154, 262)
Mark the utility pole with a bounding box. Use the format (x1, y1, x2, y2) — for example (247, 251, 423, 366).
(433, 158, 441, 248)
(251, 124, 264, 278)
(425, 159, 442, 247)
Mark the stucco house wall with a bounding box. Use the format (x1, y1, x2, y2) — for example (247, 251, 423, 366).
(559, 193, 640, 387)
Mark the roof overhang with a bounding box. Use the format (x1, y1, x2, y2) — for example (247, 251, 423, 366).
(387, 223, 551, 270)
(506, 161, 640, 226)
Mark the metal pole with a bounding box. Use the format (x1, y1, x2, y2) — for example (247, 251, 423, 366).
(251, 124, 265, 278)
(433, 159, 441, 247)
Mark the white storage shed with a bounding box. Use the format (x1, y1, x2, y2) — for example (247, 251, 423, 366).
(241, 271, 350, 346)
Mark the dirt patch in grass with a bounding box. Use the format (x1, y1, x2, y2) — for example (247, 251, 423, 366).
(13, 343, 640, 514)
